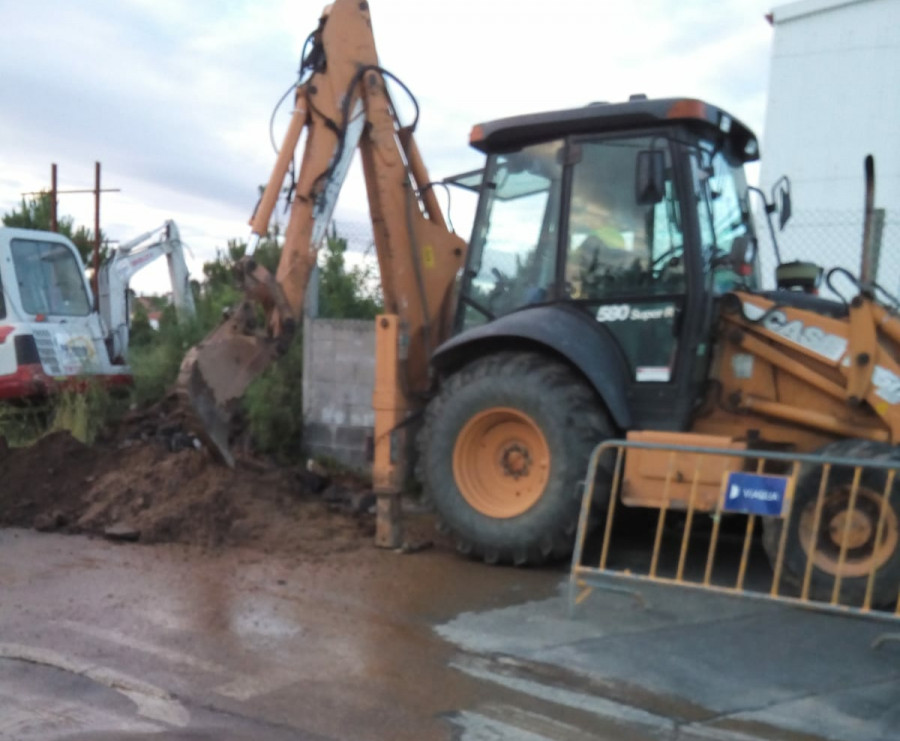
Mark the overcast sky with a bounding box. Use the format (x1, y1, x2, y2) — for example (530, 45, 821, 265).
(0, 0, 776, 293)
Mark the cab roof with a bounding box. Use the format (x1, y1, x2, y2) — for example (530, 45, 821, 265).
(469, 97, 759, 162)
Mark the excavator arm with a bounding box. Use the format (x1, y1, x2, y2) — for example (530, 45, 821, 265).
(98, 220, 196, 363)
(177, 0, 466, 469)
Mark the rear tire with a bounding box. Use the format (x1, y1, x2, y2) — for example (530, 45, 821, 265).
(418, 352, 613, 565)
(762, 439, 900, 607)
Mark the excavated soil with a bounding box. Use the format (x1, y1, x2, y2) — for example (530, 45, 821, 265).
(0, 404, 382, 557)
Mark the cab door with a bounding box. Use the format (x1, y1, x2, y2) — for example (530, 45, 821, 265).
(6, 231, 118, 377)
(562, 135, 702, 430)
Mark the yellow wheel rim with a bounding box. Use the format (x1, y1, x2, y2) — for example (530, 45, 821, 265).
(799, 485, 899, 578)
(452, 407, 551, 519)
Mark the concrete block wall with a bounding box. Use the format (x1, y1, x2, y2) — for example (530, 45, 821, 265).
(301, 316, 375, 470)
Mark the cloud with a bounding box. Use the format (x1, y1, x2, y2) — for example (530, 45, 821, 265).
(0, 0, 775, 293)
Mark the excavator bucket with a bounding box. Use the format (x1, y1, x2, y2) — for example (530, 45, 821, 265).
(176, 302, 278, 467)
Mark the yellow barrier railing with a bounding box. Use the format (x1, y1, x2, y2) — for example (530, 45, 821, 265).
(569, 440, 900, 629)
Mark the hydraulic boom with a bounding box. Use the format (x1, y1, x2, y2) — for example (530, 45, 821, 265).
(177, 0, 466, 469)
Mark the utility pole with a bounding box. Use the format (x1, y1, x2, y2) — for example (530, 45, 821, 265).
(50, 164, 58, 232)
(93, 162, 102, 309)
(21, 163, 121, 290)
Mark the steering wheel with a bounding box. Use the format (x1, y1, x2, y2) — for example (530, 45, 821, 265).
(650, 248, 681, 279)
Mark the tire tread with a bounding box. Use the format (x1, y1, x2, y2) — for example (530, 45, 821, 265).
(417, 351, 613, 565)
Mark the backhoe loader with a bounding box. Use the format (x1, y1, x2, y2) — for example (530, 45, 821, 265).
(178, 0, 900, 605)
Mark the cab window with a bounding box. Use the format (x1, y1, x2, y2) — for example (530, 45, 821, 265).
(460, 141, 563, 328)
(566, 137, 686, 300)
(11, 239, 91, 316)
(691, 147, 757, 293)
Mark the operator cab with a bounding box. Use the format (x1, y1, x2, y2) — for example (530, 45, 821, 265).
(446, 98, 767, 431)
(0, 228, 127, 399)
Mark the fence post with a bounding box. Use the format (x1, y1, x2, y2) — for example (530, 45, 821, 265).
(305, 264, 320, 318)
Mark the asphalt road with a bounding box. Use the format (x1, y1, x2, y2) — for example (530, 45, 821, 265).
(0, 528, 897, 740)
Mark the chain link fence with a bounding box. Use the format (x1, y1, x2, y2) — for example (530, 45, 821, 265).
(756, 208, 899, 300)
(330, 218, 376, 257)
(327, 217, 380, 298)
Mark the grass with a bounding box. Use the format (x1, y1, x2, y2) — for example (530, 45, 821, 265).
(47, 382, 123, 445)
(0, 380, 124, 449)
(0, 402, 50, 447)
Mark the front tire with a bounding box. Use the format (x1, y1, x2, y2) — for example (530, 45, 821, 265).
(762, 439, 900, 607)
(419, 352, 613, 565)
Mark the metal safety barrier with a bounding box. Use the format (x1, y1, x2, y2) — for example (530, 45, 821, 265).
(569, 439, 900, 632)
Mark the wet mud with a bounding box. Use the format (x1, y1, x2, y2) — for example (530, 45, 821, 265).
(0, 403, 380, 556)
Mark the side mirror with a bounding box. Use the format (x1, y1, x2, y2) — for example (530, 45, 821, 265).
(772, 177, 792, 230)
(778, 187, 791, 230)
(635, 150, 666, 205)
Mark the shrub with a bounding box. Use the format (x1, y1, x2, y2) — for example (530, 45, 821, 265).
(243, 332, 305, 463)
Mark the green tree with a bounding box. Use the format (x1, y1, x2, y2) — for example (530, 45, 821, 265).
(202, 239, 248, 289)
(318, 228, 382, 319)
(201, 230, 282, 290)
(128, 298, 155, 348)
(2, 192, 109, 264)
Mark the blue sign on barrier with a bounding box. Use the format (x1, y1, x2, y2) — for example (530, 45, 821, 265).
(722, 471, 790, 517)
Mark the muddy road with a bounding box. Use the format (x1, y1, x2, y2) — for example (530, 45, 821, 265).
(2, 526, 898, 740)
(0, 529, 582, 740)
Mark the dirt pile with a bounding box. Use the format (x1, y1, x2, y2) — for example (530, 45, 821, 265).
(0, 406, 376, 556)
